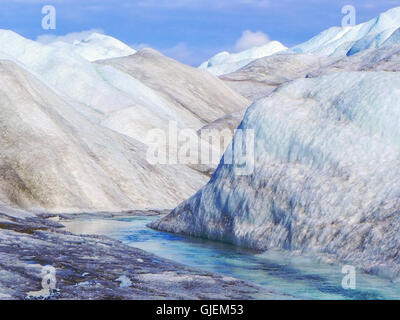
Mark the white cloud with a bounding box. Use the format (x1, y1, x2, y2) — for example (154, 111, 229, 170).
(162, 42, 192, 61)
(36, 28, 104, 44)
(235, 30, 270, 51)
(159, 42, 219, 66)
(130, 43, 150, 50)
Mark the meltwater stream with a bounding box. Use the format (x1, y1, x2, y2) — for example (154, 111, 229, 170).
(63, 215, 400, 300)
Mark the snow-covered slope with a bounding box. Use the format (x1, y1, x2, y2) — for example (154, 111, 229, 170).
(291, 7, 400, 56)
(199, 41, 287, 76)
(0, 59, 207, 213)
(50, 32, 136, 61)
(152, 71, 400, 279)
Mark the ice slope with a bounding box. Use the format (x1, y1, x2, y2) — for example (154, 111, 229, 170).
(0, 59, 207, 213)
(50, 32, 136, 61)
(199, 41, 287, 76)
(99, 48, 249, 130)
(220, 53, 333, 100)
(152, 71, 400, 279)
(291, 7, 400, 57)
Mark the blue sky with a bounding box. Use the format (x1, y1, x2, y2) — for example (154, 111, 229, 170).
(0, 0, 398, 65)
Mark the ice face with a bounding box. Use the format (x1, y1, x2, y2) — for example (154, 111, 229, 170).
(151, 71, 400, 279)
(383, 27, 400, 47)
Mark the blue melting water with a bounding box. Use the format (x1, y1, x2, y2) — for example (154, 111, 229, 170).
(65, 216, 400, 300)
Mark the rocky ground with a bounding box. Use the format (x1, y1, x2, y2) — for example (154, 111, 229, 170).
(0, 206, 282, 300)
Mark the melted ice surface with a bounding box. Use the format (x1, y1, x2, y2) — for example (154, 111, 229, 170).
(63, 216, 400, 300)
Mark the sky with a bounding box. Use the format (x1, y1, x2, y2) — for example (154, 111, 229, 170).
(0, 0, 398, 65)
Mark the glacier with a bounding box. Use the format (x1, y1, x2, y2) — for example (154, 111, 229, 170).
(151, 70, 400, 279)
(199, 7, 400, 77)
